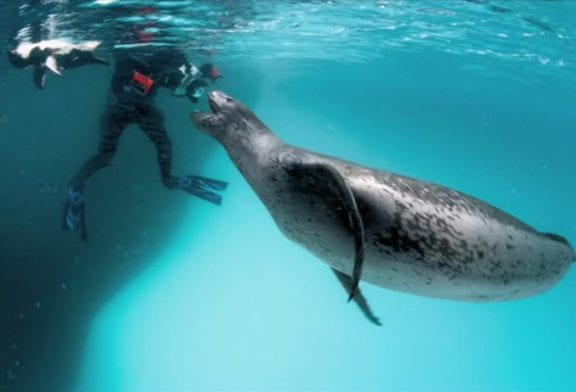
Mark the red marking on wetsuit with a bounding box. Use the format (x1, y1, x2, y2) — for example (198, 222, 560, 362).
(131, 71, 155, 95)
(138, 32, 155, 43)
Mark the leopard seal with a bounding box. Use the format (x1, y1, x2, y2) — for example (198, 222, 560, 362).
(192, 90, 574, 325)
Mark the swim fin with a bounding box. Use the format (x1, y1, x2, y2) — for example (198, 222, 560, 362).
(178, 175, 228, 205)
(63, 185, 87, 241)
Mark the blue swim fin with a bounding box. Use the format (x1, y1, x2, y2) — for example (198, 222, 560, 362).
(63, 185, 87, 241)
(178, 175, 228, 205)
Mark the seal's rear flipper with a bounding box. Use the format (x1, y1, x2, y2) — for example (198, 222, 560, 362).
(332, 268, 381, 326)
(542, 232, 572, 247)
(33, 65, 47, 89)
(542, 233, 575, 261)
(287, 163, 366, 300)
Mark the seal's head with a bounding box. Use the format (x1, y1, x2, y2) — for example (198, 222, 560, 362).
(191, 90, 264, 142)
(6, 49, 28, 68)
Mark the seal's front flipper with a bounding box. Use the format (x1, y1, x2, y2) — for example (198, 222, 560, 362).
(45, 56, 62, 75)
(287, 163, 366, 300)
(178, 175, 229, 205)
(33, 65, 47, 89)
(332, 268, 381, 326)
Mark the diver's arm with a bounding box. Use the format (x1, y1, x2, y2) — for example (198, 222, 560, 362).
(154, 48, 222, 103)
(183, 63, 222, 103)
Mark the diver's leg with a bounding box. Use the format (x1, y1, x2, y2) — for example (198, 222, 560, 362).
(137, 105, 178, 188)
(71, 106, 127, 189)
(139, 105, 228, 205)
(64, 104, 128, 240)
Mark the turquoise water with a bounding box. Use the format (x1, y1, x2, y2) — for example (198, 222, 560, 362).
(1, 1, 576, 391)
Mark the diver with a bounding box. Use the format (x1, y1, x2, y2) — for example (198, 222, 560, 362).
(63, 46, 227, 240)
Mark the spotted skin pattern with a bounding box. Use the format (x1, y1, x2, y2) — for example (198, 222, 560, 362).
(193, 91, 574, 303)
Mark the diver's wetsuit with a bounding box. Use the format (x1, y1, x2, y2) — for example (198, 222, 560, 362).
(64, 47, 226, 240)
(72, 48, 187, 190)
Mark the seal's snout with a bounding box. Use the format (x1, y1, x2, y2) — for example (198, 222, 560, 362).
(208, 90, 237, 114)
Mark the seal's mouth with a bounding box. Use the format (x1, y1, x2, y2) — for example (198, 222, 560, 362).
(191, 90, 237, 132)
(191, 90, 225, 130)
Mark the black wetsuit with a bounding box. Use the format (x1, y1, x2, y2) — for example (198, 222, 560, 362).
(63, 47, 226, 240)
(71, 47, 192, 191)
